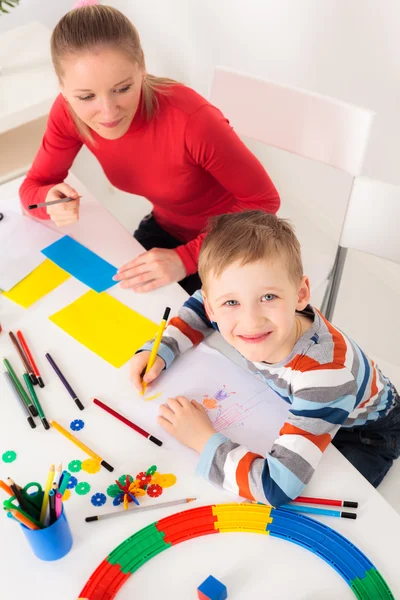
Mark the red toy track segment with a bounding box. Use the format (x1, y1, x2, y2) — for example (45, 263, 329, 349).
(156, 506, 218, 545)
(79, 561, 130, 600)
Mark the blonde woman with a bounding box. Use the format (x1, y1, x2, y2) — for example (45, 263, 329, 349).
(20, 3, 279, 294)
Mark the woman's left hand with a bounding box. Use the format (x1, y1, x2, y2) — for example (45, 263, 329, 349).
(158, 396, 216, 453)
(114, 248, 187, 292)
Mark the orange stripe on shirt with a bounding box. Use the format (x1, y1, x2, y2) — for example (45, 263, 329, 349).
(316, 309, 347, 365)
(359, 361, 378, 408)
(285, 355, 344, 372)
(280, 422, 332, 452)
(236, 451, 263, 501)
(169, 316, 204, 346)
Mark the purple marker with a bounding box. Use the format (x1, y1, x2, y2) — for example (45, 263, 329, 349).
(45, 353, 84, 411)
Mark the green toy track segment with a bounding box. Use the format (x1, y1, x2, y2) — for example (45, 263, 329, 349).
(79, 505, 395, 600)
(351, 569, 395, 600)
(107, 522, 170, 574)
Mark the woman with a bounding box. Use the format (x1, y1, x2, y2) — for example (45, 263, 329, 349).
(20, 4, 279, 294)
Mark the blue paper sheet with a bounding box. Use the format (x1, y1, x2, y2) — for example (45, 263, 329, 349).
(41, 235, 117, 293)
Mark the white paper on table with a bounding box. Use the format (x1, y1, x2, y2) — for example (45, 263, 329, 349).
(0, 197, 62, 291)
(118, 343, 290, 456)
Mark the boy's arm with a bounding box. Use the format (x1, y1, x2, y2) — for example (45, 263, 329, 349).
(138, 289, 215, 368)
(196, 365, 358, 506)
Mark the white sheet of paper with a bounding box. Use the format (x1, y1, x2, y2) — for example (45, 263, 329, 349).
(0, 198, 62, 291)
(118, 343, 290, 456)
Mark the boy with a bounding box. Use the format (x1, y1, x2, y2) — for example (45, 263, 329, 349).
(130, 211, 400, 506)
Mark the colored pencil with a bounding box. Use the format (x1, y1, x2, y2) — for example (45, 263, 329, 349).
(7, 478, 30, 514)
(7, 509, 41, 530)
(40, 464, 55, 525)
(0, 479, 13, 496)
(23, 373, 50, 429)
(281, 504, 357, 519)
(2, 358, 38, 417)
(141, 307, 171, 395)
(45, 353, 84, 410)
(16, 330, 45, 387)
(293, 495, 358, 509)
(28, 195, 82, 210)
(3, 371, 36, 429)
(8, 331, 37, 384)
(54, 463, 63, 488)
(58, 471, 71, 496)
(93, 398, 163, 447)
(51, 420, 114, 472)
(85, 497, 196, 522)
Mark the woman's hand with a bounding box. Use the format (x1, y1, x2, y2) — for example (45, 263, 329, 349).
(114, 248, 187, 292)
(130, 351, 165, 393)
(45, 183, 80, 226)
(158, 396, 216, 453)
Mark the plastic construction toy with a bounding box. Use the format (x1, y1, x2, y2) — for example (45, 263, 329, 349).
(198, 575, 228, 600)
(79, 503, 395, 600)
(106, 466, 176, 510)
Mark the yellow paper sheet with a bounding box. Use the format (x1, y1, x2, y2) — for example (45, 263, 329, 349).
(49, 290, 158, 368)
(2, 259, 70, 308)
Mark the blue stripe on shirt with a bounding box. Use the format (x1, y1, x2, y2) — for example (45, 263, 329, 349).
(291, 406, 350, 424)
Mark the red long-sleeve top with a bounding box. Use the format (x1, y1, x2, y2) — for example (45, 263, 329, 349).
(19, 84, 280, 275)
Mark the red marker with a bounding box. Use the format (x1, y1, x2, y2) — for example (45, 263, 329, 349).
(16, 330, 45, 387)
(93, 398, 162, 447)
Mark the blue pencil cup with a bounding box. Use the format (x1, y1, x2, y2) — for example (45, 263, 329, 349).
(20, 508, 73, 561)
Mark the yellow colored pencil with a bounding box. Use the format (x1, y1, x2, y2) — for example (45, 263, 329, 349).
(141, 307, 171, 395)
(40, 464, 55, 525)
(51, 420, 114, 472)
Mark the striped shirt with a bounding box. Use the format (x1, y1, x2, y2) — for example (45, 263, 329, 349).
(140, 290, 398, 506)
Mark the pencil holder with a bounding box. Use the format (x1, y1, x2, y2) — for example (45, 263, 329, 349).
(20, 507, 73, 561)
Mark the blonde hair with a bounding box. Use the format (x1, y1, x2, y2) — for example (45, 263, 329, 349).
(198, 211, 304, 289)
(50, 5, 177, 142)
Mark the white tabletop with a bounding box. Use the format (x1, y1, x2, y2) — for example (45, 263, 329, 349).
(0, 22, 58, 134)
(0, 176, 399, 600)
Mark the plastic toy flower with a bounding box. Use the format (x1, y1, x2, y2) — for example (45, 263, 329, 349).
(147, 484, 163, 498)
(91, 492, 106, 507)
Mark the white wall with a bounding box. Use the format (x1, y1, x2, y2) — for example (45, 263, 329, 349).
(111, 0, 400, 186)
(0, 0, 72, 33)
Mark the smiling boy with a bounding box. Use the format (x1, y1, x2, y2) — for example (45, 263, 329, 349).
(131, 211, 400, 505)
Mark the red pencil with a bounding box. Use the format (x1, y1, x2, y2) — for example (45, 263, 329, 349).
(16, 330, 45, 388)
(93, 398, 162, 447)
(293, 496, 358, 508)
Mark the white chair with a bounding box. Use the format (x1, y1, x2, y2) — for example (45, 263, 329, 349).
(321, 176, 400, 321)
(209, 67, 375, 302)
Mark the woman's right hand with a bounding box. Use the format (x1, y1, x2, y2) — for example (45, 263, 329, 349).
(45, 183, 80, 226)
(130, 351, 166, 393)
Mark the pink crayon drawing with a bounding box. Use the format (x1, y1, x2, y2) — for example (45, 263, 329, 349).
(205, 388, 265, 432)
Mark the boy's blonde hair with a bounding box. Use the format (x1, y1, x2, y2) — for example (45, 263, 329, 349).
(51, 5, 177, 142)
(198, 210, 303, 289)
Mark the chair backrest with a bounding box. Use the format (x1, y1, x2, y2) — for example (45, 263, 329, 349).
(340, 176, 400, 264)
(209, 67, 375, 176)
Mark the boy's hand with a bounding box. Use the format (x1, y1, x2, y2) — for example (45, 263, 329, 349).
(130, 351, 165, 393)
(158, 396, 216, 453)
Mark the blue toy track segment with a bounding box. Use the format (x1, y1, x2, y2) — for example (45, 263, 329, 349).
(269, 508, 372, 583)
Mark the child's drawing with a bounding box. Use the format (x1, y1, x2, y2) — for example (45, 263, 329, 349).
(202, 384, 236, 409)
(204, 387, 265, 432)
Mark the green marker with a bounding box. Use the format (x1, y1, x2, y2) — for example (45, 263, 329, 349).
(3, 358, 38, 418)
(58, 471, 71, 497)
(23, 373, 50, 430)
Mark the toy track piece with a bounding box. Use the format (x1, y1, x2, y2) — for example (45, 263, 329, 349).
(79, 504, 395, 600)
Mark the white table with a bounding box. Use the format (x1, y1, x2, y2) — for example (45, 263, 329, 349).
(1, 176, 400, 600)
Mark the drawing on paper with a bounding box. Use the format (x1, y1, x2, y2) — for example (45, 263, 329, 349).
(203, 386, 264, 432)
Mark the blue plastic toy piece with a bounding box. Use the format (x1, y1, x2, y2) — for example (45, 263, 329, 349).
(70, 419, 85, 431)
(67, 475, 78, 489)
(197, 575, 227, 600)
